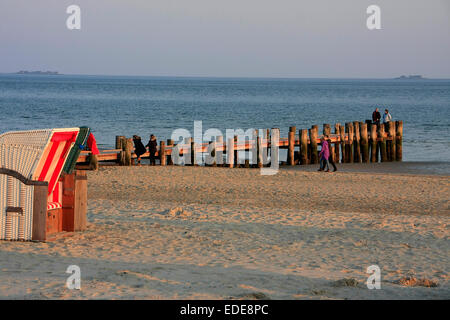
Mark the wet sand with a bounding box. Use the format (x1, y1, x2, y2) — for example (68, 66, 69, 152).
(286, 161, 450, 176)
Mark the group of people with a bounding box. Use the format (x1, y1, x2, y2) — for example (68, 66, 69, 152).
(372, 108, 392, 125)
(132, 134, 158, 165)
(318, 135, 337, 172)
(317, 107, 393, 173)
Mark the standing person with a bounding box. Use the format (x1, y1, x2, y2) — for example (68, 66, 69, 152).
(326, 136, 337, 172)
(146, 134, 158, 166)
(132, 135, 146, 166)
(318, 136, 330, 172)
(372, 108, 381, 125)
(382, 109, 392, 124)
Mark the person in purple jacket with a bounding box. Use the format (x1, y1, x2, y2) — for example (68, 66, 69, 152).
(318, 136, 330, 172)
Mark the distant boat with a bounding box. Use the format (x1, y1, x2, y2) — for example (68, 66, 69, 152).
(16, 70, 61, 75)
(394, 75, 426, 80)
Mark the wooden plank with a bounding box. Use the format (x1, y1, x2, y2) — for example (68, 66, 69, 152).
(360, 122, 369, 163)
(334, 123, 340, 163)
(339, 124, 346, 163)
(370, 124, 378, 162)
(74, 170, 87, 231)
(353, 121, 361, 163)
(345, 123, 354, 163)
(227, 137, 234, 168)
(288, 126, 296, 166)
(396, 120, 403, 161)
(160, 141, 166, 166)
(62, 173, 75, 232)
(32, 184, 48, 241)
(310, 125, 319, 164)
(299, 129, 308, 165)
(388, 121, 396, 161)
(378, 123, 387, 162)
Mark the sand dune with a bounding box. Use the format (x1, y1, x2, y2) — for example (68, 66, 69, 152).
(0, 165, 448, 299)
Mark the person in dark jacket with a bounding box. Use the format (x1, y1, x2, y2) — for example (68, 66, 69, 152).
(372, 108, 381, 125)
(146, 134, 158, 166)
(133, 135, 146, 166)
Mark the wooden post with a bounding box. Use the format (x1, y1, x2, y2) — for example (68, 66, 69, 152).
(395, 120, 403, 161)
(227, 137, 234, 168)
(190, 141, 197, 166)
(264, 129, 270, 166)
(299, 129, 308, 165)
(119, 136, 125, 166)
(387, 121, 396, 161)
(88, 153, 98, 170)
(345, 123, 354, 163)
(370, 124, 378, 162)
(353, 121, 361, 163)
(310, 125, 319, 164)
(160, 141, 166, 166)
(339, 124, 346, 163)
(115, 136, 125, 149)
(271, 128, 280, 168)
(234, 135, 239, 167)
(330, 144, 336, 163)
(62, 170, 87, 232)
(167, 139, 174, 165)
(360, 123, 369, 163)
(378, 124, 387, 162)
(126, 138, 133, 166)
(32, 184, 48, 241)
(256, 131, 263, 168)
(334, 123, 340, 163)
(120, 137, 132, 166)
(323, 124, 331, 136)
(288, 126, 296, 166)
(216, 135, 224, 166)
(208, 141, 217, 166)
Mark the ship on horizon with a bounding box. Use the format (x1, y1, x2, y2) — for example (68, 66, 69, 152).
(16, 70, 61, 75)
(394, 75, 426, 80)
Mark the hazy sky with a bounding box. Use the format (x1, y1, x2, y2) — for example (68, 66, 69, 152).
(0, 0, 449, 78)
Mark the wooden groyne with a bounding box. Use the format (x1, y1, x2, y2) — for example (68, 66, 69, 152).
(77, 120, 403, 169)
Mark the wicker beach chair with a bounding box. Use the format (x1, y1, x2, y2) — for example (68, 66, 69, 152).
(0, 128, 87, 241)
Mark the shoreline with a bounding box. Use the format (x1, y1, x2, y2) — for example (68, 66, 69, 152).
(284, 161, 450, 176)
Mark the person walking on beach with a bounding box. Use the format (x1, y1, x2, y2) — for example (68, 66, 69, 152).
(326, 136, 337, 172)
(372, 108, 381, 125)
(146, 134, 158, 166)
(132, 135, 146, 166)
(383, 109, 392, 124)
(318, 136, 330, 172)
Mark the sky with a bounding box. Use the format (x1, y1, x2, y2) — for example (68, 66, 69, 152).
(0, 0, 449, 78)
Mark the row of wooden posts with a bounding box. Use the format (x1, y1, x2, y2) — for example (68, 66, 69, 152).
(83, 120, 403, 169)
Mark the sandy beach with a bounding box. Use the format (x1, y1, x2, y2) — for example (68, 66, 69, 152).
(0, 163, 448, 299)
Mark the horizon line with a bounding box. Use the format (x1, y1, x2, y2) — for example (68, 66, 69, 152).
(1, 72, 450, 80)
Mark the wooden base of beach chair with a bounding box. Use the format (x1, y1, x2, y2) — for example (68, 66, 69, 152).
(46, 207, 63, 235)
(30, 171, 87, 242)
(62, 170, 87, 232)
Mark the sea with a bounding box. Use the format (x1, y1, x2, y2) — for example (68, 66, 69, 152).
(0, 74, 449, 162)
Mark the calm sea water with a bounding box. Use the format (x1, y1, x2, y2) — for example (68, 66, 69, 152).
(0, 74, 449, 162)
